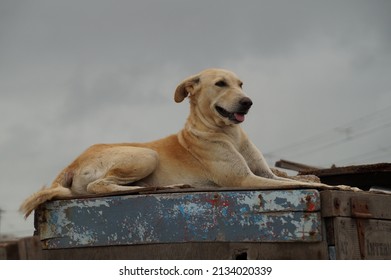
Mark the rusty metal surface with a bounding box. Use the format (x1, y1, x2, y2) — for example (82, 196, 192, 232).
(351, 198, 372, 259)
(351, 198, 372, 219)
(36, 189, 322, 249)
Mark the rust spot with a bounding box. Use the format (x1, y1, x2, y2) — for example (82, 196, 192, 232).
(305, 195, 316, 211)
(258, 194, 263, 208)
(206, 193, 220, 207)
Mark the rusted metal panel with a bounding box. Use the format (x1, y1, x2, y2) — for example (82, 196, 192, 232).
(35, 189, 322, 249)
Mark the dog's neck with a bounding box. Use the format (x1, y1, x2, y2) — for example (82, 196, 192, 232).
(181, 104, 245, 144)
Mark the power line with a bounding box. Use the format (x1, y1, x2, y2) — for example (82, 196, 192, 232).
(334, 145, 391, 165)
(285, 120, 391, 159)
(265, 104, 391, 160)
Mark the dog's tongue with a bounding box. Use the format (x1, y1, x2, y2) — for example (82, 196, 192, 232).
(234, 113, 245, 122)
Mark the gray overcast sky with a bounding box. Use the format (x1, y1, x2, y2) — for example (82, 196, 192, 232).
(1, 0, 390, 236)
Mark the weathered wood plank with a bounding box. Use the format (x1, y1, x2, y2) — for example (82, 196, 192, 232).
(42, 241, 328, 260)
(0, 237, 42, 260)
(300, 163, 391, 190)
(332, 217, 391, 260)
(35, 189, 322, 249)
(321, 190, 391, 219)
(0, 242, 19, 260)
(17, 236, 43, 260)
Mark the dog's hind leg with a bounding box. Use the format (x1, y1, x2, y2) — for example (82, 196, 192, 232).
(86, 178, 145, 193)
(84, 147, 159, 194)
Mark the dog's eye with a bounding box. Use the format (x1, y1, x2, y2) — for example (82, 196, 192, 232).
(239, 82, 243, 88)
(215, 80, 227, 87)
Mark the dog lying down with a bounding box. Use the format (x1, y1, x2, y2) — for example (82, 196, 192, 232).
(20, 68, 360, 218)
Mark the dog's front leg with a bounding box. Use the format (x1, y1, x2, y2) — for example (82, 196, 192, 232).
(238, 139, 361, 191)
(240, 139, 278, 179)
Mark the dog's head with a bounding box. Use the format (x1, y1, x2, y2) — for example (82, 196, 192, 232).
(175, 68, 252, 126)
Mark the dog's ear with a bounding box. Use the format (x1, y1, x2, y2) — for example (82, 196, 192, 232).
(174, 75, 200, 103)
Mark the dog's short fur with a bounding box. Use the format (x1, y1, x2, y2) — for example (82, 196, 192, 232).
(20, 68, 359, 217)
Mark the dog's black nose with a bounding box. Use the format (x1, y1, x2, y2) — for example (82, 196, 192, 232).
(239, 97, 253, 109)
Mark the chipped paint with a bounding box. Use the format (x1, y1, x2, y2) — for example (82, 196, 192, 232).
(36, 189, 322, 249)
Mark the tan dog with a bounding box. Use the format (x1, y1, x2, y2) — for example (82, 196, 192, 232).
(20, 68, 359, 217)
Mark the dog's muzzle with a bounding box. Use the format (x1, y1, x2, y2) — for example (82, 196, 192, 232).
(215, 97, 253, 123)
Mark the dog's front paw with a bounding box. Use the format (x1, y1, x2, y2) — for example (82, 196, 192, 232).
(336, 185, 362, 192)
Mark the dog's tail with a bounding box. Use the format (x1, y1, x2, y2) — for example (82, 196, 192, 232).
(20, 169, 74, 219)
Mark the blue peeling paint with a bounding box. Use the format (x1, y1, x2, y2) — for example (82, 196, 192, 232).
(37, 189, 322, 249)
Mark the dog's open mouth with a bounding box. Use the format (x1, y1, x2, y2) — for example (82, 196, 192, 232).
(215, 105, 247, 123)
